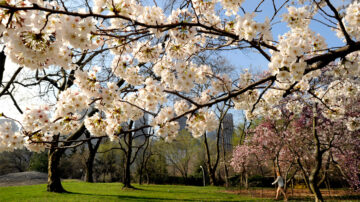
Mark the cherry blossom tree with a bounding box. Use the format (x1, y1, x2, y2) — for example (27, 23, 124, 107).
(231, 101, 360, 201)
(0, 0, 359, 195)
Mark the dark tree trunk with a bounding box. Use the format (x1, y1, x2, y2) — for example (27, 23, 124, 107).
(202, 110, 228, 186)
(84, 135, 102, 183)
(145, 170, 149, 184)
(139, 138, 150, 185)
(123, 132, 133, 188)
(139, 165, 143, 185)
(208, 168, 217, 186)
(120, 120, 148, 189)
(204, 132, 218, 186)
(297, 158, 312, 193)
(84, 154, 95, 182)
(47, 149, 66, 193)
(240, 172, 243, 189)
(221, 127, 229, 187)
(245, 172, 249, 189)
(46, 124, 88, 192)
(0, 51, 6, 85)
(309, 155, 324, 202)
(309, 104, 324, 202)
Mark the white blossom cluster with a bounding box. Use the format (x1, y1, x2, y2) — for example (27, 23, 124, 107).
(21, 106, 53, 152)
(153, 58, 212, 93)
(138, 78, 167, 111)
(316, 79, 360, 129)
(174, 100, 190, 116)
(186, 109, 218, 138)
(220, 0, 245, 16)
(340, 2, 360, 41)
(104, 100, 144, 141)
(94, 0, 140, 16)
(0, 1, 98, 70)
(234, 13, 272, 41)
(269, 28, 326, 83)
(58, 16, 98, 50)
(286, 101, 304, 115)
(151, 107, 180, 141)
(346, 117, 360, 131)
(55, 89, 89, 119)
(74, 69, 102, 98)
(168, 9, 197, 44)
(0, 0, 359, 151)
(211, 74, 232, 94)
(0, 121, 24, 152)
(192, 0, 221, 27)
(112, 56, 144, 86)
(84, 113, 107, 137)
(282, 6, 312, 29)
(137, 6, 166, 36)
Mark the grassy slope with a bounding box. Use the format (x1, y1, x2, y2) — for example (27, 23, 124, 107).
(0, 181, 271, 201)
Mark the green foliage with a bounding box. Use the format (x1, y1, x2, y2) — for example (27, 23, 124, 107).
(94, 140, 124, 182)
(0, 181, 269, 201)
(143, 140, 168, 183)
(0, 149, 32, 175)
(248, 175, 273, 187)
(153, 130, 203, 180)
(232, 116, 264, 145)
(28, 151, 48, 173)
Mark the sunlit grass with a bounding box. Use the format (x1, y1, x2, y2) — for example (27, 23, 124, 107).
(0, 181, 270, 201)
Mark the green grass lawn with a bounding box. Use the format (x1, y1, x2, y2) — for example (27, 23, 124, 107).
(0, 181, 270, 202)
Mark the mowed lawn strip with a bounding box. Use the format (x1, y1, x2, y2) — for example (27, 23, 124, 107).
(0, 181, 270, 201)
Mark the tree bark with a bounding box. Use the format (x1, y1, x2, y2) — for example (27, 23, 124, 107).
(139, 164, 143, 185)
(47, 123, 88, 192)
(47, 148, 66, 193)
(84, 135, 102, 183)
(204, 132, 217, 185)
(84, 153, 95, 182)
(208, 167, 217, 186)
(0, 51, 6, 85)
(139, 137, 150, 185)
(309, 104, 324, 202)
(245, 172, 249, 189)
(221, 127, 229, 187)
(123, 132, 134, 188)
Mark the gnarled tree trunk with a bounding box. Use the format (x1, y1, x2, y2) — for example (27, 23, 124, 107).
(309, 104, 324, 202)
(84, 133, 102, 183)
(139, 138, 150, 185)
(47, 124, 88, 192)
(204, 132, 219, 186)
(123, 132, 133, 188)
(47, 147, 66, 193)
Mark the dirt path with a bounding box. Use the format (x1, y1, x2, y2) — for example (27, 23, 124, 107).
(0, 171, 47, 187)
(226, 188, 360, 200)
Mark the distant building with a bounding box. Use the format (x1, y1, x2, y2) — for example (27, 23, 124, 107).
(133, 113, 149, 137)
(222, 113, 234, 151)
(178, 116, 187, 131)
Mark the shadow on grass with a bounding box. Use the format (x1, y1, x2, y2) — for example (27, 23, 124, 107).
(121, 186, 143, 191)
(63, 191, 202, 201)
(280, 195, 360, 202)
(326, 195, 360, 200)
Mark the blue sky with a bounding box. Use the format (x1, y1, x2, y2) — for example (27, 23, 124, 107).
(221, 0, 348, 74)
